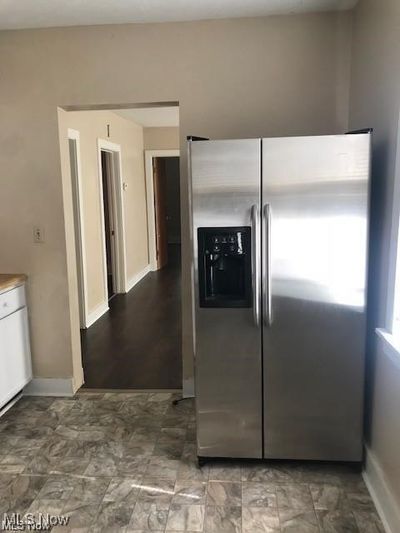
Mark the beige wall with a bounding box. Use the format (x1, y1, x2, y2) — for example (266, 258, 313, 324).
(349, 0, 400, 525)
(144, 127, 179, 151)
(59, 110, 149, 314)
(0, 13, 353, 390)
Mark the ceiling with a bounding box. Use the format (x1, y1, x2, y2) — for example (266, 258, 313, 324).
(0, 0, 359, 30)
(113, 107, 179, 128)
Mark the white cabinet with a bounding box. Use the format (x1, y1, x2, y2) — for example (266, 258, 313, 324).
(0, 285, 32, 408)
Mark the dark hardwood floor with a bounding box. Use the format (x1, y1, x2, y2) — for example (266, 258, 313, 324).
(81, 244, 182, 389)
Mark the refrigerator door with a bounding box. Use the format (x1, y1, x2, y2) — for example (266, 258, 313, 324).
(190, 139, 262, 458)
(262, 134, 370, 461)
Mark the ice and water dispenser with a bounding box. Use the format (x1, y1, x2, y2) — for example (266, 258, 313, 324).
(197, 227, 252, 308)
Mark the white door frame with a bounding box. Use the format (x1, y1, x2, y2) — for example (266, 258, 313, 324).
(145, 149, 180, 271)
(97, 139, 127, 299)
(68, 129, 88, 328)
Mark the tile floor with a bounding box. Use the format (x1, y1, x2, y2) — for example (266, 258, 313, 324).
(0, 392, 384, 532)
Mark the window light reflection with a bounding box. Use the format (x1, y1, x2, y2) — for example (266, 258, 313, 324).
(272, 215, 366, 308)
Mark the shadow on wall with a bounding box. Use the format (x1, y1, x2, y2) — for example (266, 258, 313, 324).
(364, 138, 389, 445)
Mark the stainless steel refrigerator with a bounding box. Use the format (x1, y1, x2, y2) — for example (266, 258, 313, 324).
(189, 133, 371, 462)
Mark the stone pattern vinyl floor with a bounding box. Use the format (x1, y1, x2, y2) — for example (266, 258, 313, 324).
(0, 392, 384, 532)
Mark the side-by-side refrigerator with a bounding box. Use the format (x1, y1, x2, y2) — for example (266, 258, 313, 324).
(189, 133, 371, 462)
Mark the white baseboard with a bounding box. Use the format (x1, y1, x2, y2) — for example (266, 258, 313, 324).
(125, 265, 151, 293)
(86, 301, 109, 328)
(23, 378, 75, 397)
(183, 377, 195, 398)
(363, 446, 400, 533)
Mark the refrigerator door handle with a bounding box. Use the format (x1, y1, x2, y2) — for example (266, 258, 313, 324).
(263, 203, 272, 327)
(251, 204, 260, 327)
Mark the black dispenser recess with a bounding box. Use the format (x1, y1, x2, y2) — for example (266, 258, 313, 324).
(197, 227, 252, 308)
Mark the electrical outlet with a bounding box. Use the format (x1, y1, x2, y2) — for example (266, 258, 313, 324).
(33, 226, 45, 244)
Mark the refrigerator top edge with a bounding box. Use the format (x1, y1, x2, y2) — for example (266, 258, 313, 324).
(188, 133, 371, 143)
(189, 138, 260, 146)
(263, 133, 371, 141)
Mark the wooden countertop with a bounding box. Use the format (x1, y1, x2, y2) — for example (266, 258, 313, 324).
(0, 274, 27, 294)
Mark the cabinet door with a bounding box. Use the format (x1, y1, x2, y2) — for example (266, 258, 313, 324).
(0, 308, 32, 406)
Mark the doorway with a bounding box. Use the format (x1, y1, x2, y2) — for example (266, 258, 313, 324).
(97, 138, 127, 302)
(101, 149, 117, 299)
(145, 150, 180, 271)
(153, 156, 181, 270)
(62, 105, 182, 389)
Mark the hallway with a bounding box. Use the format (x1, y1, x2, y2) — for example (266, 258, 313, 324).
(81, 244, 182, 389)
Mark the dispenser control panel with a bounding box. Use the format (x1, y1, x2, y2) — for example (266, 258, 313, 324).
(207, 232, 244, 255)
(197, 227, 252, 308)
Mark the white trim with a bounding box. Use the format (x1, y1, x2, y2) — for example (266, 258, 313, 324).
(375, 328, 400, 369)
(68, 128, 88, 329)
(145, 149, 180, 271)
(125, 265, 151, 293)
(97, 139, 128, 300)
(23, 378, 75, 397)
(86, 301, 109, 327)
(111, 145, 128, 293)
(72, 373, 84, 393)
(363, 446, 400, 533)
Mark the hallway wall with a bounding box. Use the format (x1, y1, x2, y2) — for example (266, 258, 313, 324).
(144, 127, 179, 150)
(58, 110, 149, 317)
(0, 12, 353, 390)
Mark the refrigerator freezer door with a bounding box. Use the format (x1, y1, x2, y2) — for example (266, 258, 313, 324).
(262, 134, 370, 461)
(191, 139, 262, 458)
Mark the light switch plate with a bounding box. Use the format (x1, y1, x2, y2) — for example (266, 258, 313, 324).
(33, 226, 45, 243)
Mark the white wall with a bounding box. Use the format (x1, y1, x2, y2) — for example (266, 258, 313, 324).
(349, 1, 400, 530)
